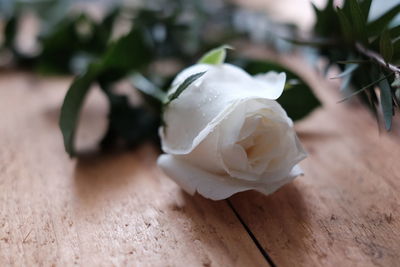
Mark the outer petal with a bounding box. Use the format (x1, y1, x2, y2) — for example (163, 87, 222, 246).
(253, 71, 286, 100)
(157, 154, 304, 200)
(161, 64, 287, 155)
(176, 126, 226, 174)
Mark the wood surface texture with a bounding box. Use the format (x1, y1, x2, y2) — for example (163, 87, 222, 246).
(2, 50, 400, 266)
(0, 72, 267, 266)
(1, 34, 400, 267)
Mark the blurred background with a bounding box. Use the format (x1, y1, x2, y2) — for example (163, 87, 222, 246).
(1, 0, 398, 74)
(0, 0, 325, 75)
(1, 0, 399, 153)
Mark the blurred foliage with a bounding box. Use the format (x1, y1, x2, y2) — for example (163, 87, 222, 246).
(291, 0, 400, 130)
(0, 0, 294, 73)
(0, 0, 320, 156)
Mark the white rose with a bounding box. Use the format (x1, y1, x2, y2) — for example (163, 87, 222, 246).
(157, 63, 307, 200)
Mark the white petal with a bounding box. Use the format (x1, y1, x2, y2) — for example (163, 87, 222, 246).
(176, 127, 226, 174)
(157, 154, 255, 200)
(253, 72, 286, 100)
(157, 154, 304, 200)
(161, 64, 287, 155)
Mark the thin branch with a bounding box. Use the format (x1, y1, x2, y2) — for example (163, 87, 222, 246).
(355, 42, 400, 74)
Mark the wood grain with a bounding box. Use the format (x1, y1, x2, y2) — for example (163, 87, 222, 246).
(229, 48, 400, 267)
(0, 72, 268, 266)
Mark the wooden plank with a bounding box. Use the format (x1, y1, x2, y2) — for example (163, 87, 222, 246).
(0, 72, 268, 266)
(229, 50, 400, 267)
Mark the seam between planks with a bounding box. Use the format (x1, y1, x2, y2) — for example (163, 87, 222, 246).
(226, 199, 277, 267)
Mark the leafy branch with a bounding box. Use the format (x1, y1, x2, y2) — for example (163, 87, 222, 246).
(355, 42, 400, 74)
(292, 0, 400, 130)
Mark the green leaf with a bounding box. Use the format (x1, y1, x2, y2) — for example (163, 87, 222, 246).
(370, 25, 400, 51)
(59, 64, 100, 156)
(393, 39, 400, 61)
(235, 58, 321, 121)
(367, 4, 400, 36)
(59, 26, 152, 156)
(312, 0, 341, 36)
(99, 27, 152, 77)
(360, 0, 372, 20)
(349, 0, 367, 43)
(339, 73, 393, 102)
(378, 77, 393, 130)
(165, 72, 206, 104)
(4, 15, 17, 48)
(388, 25, 400, 39)
(380, 29, 394, 62)
(198, 45, 232, 65)
(336, 7, 353, 43)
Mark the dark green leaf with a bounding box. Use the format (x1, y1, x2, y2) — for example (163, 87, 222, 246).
(360, 0, 372, 20)
(59, 23, 156, 156)
(367, 4, 400, 36)
(312, 0, 340, 36)
(311, 2, 321, 16)
(336, 7, 353, 43)
(99, 27, 152, 77)
(166, 72, 206, 104)
(378, 77, 393, 130)
(388, 25, 400, 39)
(370, 25, 400, 51)
(4, 15, 17, 48)
(59, 64, 100, 156)
(393, 39, 400, 61)
(380, 29, 394, 62)
(339, 73, 393, 102)
(349, 0, 367, 43)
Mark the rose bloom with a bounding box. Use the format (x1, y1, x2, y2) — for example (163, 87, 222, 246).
(157, 63, 306, 200)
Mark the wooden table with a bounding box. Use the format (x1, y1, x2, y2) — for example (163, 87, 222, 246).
(1, 48, 400, 266)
